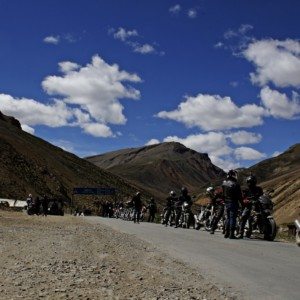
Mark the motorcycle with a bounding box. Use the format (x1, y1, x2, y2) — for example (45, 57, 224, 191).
(194, 205, 213, 231)
(161, 206, 175, 226)
(295, 219, 300, 247)
(245, 192, 277, 241)
(180, 201, 193, 229)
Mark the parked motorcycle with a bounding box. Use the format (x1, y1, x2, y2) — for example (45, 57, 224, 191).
(244, 192, 277, 241)
(161, 207, 175, 226)
(295, 219, 300, 247)
(194, 205, 213, 231)
(180, 201, 193, 229)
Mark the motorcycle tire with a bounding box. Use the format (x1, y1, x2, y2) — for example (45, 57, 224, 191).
(195, 224, 201, 230)
(296, 232, 300, 247)
(264, 218, 277, 241)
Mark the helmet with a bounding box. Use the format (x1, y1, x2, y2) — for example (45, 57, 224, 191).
(246, 175, 257, 186)
(206, 186, 214, 196)
(169, 190, 176, 197)
(135, 191, 141, 196)
(28, 194, 32, 197)
(227, 170, 237, 179)
(181, 187, 188, 195)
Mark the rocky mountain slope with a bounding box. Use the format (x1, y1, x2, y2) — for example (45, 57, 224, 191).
(0, 112, 137, 206)
(242, 144, 300, 225)
(87, 142, 225, 200)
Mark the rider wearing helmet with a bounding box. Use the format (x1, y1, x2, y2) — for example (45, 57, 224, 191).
(163, 191, 177, 226)
(147, 197, 157, 222)
(207, 186, 225, 234)
(238, 174, 263, 239)
(174, 187, 192, 228)
(222, 170, 243, 239)
(131, 191, 143, 224)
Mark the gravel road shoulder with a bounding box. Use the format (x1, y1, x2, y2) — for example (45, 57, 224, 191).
(0, 211, 235, 300)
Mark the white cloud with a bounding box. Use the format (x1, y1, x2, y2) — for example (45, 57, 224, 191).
(239, 24, 254, 34)
(224, 24, 253, 40)
(146, 131, 265, 170)
(81, 123, 113, 138)
(260, 86, 300, 119)
(224, 29, 238, 40)
(111, 27, 138, 42)
(169, 4, 181, 14)
(272, 151, 282, 157)
(59, 61, 81, 73)
(43, 35, 60, 44)
(145, 138, 160, 146)
(133, 43, 155, 54)
(244, 39, 300, 88)
(234, 146, 266, 160)
(0, 94, 73, 127)
(42, 55, 141, 125)
(21, 124, 35, 135)
(214, 42, 224, 49)
(163, 132, 232, 158)
(230, 81, 239, 87)
(209, 156, 240, 171)
(187, 9, 197, 19)
(0, 55, 142, 138)
(156, 93, 265, 131)
(228, 131, 262, 145)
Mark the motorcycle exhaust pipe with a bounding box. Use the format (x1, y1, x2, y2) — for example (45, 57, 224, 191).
(295, 219, 300, 231)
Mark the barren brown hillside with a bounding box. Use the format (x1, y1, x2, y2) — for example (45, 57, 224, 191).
(243, 144, 300, 225)
(87, 142, 225, 200)
(0, 112, 137, 204)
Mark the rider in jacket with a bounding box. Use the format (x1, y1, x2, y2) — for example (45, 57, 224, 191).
(238, 175, 263, 239)
(175, 187, 192, 228)
(164, 191, 177, 226)
(222, 170, 243, 239)
(206, 186, 225, 234)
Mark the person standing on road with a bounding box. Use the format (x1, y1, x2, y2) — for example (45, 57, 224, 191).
(147, 198, 157, 223)
(41, 194, 49, 217)
(222, 170, 243, 239)
(238, 175, 263, 239)
(131, 192, 142, 224)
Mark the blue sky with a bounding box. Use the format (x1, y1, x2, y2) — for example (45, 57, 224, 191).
(0, 0, 299, 170)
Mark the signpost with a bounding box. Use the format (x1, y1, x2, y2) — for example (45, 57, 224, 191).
(73, 187, 116, 196)
(71, 187, 117, 215)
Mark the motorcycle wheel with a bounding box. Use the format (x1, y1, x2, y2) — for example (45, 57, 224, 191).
(195, 224, 201, 230)
(264, 218, 277, 241)
(296, 232, 300, 247)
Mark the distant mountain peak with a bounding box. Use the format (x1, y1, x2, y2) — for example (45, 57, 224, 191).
(0, 111, 21, 129)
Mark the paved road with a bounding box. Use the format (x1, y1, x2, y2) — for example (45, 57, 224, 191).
(88, 217, 300, 300)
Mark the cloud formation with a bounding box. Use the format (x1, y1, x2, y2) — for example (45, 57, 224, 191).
(145, 138, 160, 146)
(156, 93, 265, 131)
(43, 35, 60, 44)
(111, 27, 138, 42)
(234, 146, 266, 160)
(187, 9, 197, 19)
(0, 55, 142, 138)
(169, 4, 181, 14)
(244, 39, 300, 88)
(260, 86, 300, 119)
(228, 131, 262, 145)
(109, 27, 162, 55)
(147, 130, 264, 170)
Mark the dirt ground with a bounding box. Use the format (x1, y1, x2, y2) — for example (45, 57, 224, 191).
(0, 211, 233, 300)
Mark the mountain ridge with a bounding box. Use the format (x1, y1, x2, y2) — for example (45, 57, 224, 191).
(86, 142, 225, 200)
